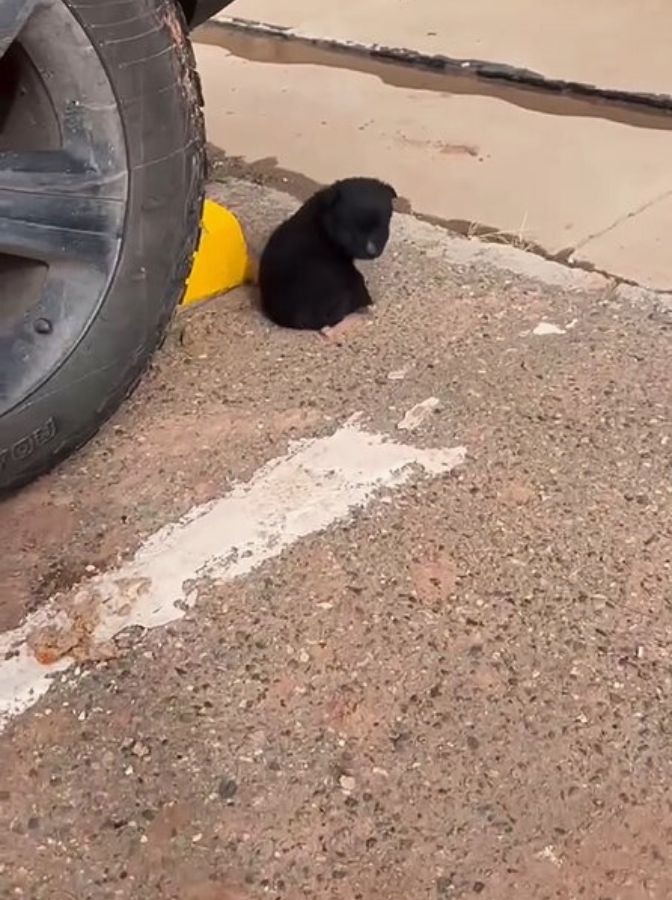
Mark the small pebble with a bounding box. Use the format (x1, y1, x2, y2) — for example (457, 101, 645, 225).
(218, 777, 238, 800)
(339, 775, 356, 793)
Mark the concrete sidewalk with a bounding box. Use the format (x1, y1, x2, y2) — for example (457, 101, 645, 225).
(222, 0, 672, 95)
(2, 176, 672, 899)
(195, 2, 672, 290)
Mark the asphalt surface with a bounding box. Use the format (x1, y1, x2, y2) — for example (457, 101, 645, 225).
(2, 175, 672, 900)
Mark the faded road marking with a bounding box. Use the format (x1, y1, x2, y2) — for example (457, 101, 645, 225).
(0, 425, 466, 731)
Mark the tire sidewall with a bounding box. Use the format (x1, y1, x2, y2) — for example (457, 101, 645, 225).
(0, 0, 205, 491)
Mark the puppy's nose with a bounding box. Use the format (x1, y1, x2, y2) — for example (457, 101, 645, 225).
(365, 240, 378, 257)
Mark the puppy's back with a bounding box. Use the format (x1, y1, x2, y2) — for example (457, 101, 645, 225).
(259, 185, 373, 330)
(259, 193, 339, 329)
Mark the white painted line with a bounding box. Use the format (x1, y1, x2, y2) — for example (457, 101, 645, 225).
(0, 425, 466, 731)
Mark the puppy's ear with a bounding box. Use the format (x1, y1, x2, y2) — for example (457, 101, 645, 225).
(320, 182, 342, 210)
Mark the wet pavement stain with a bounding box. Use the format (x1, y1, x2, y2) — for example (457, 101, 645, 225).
(195, 20, 672, 133)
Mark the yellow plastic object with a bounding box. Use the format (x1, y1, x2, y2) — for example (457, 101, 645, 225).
(182, 199, 252, 306)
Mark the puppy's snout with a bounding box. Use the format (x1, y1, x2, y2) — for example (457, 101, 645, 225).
(365, 239, 379, 258)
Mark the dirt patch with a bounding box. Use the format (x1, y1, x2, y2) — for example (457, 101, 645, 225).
(208, 145, 320, 204)
(411, 550, 459, 603)
(27, 593, 101, 665)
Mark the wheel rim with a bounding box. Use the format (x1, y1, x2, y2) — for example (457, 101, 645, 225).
(0, 0, 128, 417)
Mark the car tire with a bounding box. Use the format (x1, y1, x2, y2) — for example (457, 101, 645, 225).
(0, 0, 205, 492)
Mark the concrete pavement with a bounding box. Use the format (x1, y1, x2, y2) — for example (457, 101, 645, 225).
(194, 4, 672, 289)
(221, 0, 672, 95)
(2, 176, 672, 898)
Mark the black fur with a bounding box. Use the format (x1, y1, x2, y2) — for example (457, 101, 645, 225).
(259, 177, 397, 330)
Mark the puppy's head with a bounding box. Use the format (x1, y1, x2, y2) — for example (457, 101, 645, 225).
(320, 177, 397, 260)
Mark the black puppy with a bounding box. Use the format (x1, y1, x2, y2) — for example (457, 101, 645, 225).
(258, 177, 397, 330)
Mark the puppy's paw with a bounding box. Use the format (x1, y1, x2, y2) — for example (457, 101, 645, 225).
(319, 311, 374, 344)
